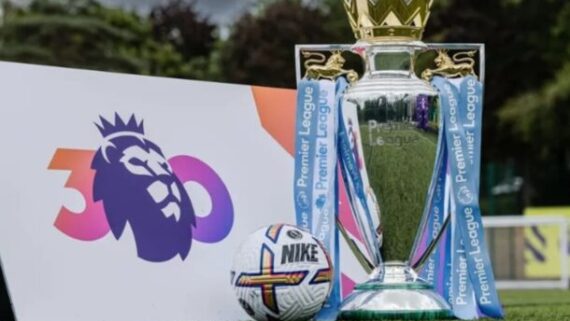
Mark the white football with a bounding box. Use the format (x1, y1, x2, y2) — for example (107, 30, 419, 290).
(231, 224, 333, 321)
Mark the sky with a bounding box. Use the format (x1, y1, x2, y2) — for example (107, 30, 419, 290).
(10, 0, 258, 26)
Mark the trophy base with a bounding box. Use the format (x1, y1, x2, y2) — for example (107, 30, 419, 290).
(338, 262, 454, 321)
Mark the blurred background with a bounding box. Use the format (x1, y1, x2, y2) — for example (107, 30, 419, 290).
(0, 0, 569, 319)
(0, 0, 568, 214)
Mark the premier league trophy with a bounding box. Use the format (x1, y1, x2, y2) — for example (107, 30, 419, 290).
(333, 0, 453, 319)
(294, 0, 503, 320)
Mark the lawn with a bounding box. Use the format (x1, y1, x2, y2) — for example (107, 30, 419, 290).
(496, 289, 570, 321)
(2, 289, 569, 320)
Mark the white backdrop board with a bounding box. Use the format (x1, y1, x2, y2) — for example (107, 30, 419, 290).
(0, 62, 368, 321)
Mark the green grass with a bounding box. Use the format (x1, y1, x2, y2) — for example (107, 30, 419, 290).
(239, 290, 569, 321)
(361, 124, 438, 261)
(495, 290, 570, 321)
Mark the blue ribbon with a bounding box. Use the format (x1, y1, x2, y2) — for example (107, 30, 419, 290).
(294, 79, 343, 321)
(458, 77, 483, 189)
(294, 80, 320, 232)
(434, 76, 504, 319)
(295, 74, 502, 320)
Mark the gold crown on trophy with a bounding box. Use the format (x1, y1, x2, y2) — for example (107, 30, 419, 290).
(343, 0, 434, 42)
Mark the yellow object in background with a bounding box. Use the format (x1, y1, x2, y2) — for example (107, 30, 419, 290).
(524, 207, 570, 278)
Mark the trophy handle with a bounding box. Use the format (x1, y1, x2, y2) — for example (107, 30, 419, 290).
(299, 49, 360, 84)
(295, 44, 484, 84)
(421, 49, 480, 81)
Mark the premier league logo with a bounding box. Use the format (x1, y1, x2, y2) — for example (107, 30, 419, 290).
(49, 113, 234, 263)
(92, 114, 196, 262)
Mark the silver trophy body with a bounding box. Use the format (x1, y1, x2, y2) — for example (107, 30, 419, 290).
(336, 41, 452, 320)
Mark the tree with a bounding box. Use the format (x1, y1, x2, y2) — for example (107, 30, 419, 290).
(422, 0, 570, 207)
(0, 0, 191, 78)
(497, 2, 570, 205)
(321, 0, 357, 44)
(220, 0, 337, 88)
(149, 0, 217, 60)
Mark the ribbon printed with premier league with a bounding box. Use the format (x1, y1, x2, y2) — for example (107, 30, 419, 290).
(294, 79, 341, 321)
(294, 72, 503, 319)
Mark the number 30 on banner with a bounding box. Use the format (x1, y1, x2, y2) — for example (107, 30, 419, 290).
(48, 148, 234, 244)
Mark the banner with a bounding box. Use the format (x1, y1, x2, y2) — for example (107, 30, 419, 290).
(0, 62, 370, 321)
(524, 207, 570, 278)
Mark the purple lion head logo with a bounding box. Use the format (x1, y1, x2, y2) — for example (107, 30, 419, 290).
(92, 114, 196, 262)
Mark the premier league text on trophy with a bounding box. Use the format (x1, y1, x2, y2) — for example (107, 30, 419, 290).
(367, 121, 421, 147)
(296, 84, 334, 240)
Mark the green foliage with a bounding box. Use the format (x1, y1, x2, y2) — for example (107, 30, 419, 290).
(150, 0, 216, 60)
(321, 0, 354, 43)
(219, 0, 338, 88)
(0, 0, 205, 78)
(499, 63, 570, 152)
(493, 2, 570, 205)
(498, 2, 570, 151)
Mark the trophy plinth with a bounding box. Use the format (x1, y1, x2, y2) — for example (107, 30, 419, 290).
(338, 263, 454, 320)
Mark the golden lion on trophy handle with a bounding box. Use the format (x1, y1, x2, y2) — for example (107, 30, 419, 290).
(421, 49, 477, 81)
(302, 50, 359, 84)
